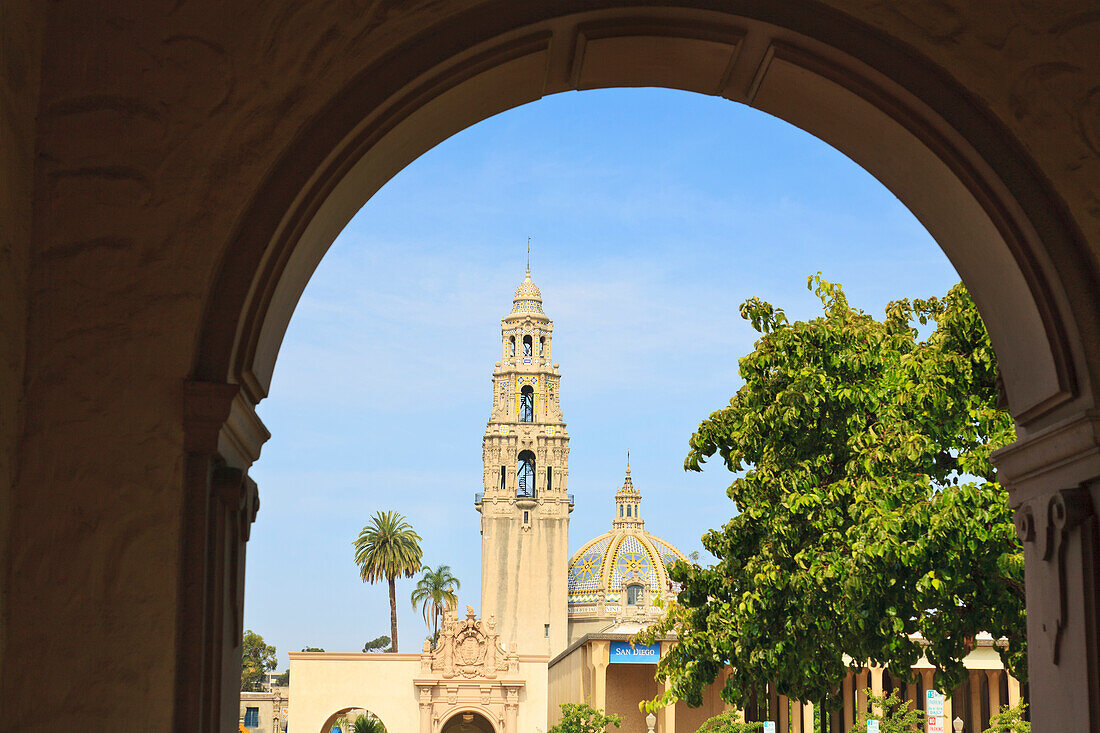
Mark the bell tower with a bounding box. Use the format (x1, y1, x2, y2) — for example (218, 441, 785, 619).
(476, 268, 572, 657)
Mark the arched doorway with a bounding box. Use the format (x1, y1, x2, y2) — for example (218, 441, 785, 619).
(441, 710, 496, 733)
(318, 708, 388, 733)
(175, 4, 1100, 732)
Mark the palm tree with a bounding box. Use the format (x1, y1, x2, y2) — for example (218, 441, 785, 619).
(352, 714, 386, 733)
(353, 511, 422, 653)
(410, 565, 461, 648)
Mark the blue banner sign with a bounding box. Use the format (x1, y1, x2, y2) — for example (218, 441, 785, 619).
(609, 641, 660, 664)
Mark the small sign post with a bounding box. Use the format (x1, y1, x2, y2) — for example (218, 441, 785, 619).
(867, 721, 880, 733)
(926, 690, 945, 733)
(762, 722, 776, 733)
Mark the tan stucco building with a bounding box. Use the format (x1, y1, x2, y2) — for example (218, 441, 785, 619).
(240, 688, 289, 733)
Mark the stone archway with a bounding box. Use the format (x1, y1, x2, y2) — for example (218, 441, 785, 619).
(441, 710, 496, 733)
(180, 8, 1099, 729)
(5, 2, 1098, 732)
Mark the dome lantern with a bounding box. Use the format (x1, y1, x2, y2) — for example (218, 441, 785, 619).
(612, 460, 643, 529)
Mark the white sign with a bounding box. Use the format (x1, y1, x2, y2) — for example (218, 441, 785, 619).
(867, 721, 879, 733)
(763, 723, 776, 733)
(926, 689, 945, 733)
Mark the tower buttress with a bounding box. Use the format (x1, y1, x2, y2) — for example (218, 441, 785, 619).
(476, 269, 571, 656)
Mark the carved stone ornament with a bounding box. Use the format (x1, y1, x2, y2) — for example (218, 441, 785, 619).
(426, 607, 518, 679)
(1013, 487, 1094, 664)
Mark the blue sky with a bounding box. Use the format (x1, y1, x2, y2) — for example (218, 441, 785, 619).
(243, 88, 959, 668)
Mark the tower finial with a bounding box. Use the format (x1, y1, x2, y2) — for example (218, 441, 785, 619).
(527, 237, 531, 273)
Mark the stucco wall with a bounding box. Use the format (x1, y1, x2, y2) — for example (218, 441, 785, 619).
(290, 653, 549, 733)
(482, 512, 570, 657)
(290, 654, 423, 733)
(547, 643, 588, 725)
(607, 664, 661, 731)
(0, 0, 42, 685)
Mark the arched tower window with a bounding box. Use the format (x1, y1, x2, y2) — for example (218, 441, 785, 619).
(626, 584, 644, 606)
(626, 505, 631, 517)
(522, 335, 533, 357)
(516, 450, 536, 498)
(539, 336, 546, 356)
(509, 336, 515, 357)
(546, 466, 552, 492)
(519, 385, 534, 422)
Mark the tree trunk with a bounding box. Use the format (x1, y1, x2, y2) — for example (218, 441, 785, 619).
(388, 576, 398, 653)
(433, 603, 439, 648)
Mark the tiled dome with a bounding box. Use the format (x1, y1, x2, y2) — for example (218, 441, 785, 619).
(567, 466, 689, 607)
(511, 269, 544, 314)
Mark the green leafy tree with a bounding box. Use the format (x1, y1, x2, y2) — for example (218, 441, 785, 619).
(984, 701, 1029, 733)
(548, 703, 621, 733)
(411, 564, 461, 649)
(354, 510, 423, 653)
(362, 635, 392, 652)
(301, 646, 325, 652)
(847, 691, 924, 733)
(240, 629, 277, 691)
(274, 669, 289, 686)
(695, 711, 763, 732)
(641, 278, 1024, 711)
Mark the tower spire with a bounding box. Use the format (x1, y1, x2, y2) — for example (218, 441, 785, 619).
(527, 237, 531, 273)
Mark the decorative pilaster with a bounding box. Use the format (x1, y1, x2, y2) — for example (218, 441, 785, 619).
(869, 666, 883, 715)
(179, 380, 270, 733)
(418, 687, 433, 733)
(994, 410, 1100, 732)
(503, 684, 521, 732)
(1007, 674, 1021, 711)
(985, 669, 1002, 720)
(589, 640, 609, 711)
(968, 670, 982, 733)
(842, 672, 854, 730)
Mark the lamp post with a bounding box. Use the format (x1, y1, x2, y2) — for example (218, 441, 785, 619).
(953, 716, 964, 732)
(646, 711, 657, 733)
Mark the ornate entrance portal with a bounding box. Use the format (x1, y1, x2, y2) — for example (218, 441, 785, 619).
(415, 608, 524, 733)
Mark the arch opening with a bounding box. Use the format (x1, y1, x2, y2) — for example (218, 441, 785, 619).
(318, 708, 389, 733)
(516, 450, 536, 498)
(519, 385, 534, 423)
(185, 5, 1100, 732)
(441, 710, 496, 733)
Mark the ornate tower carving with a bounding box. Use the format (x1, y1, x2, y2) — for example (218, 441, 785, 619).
(476, 269, 572, 657)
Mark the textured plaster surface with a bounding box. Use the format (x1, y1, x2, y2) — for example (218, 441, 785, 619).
(1, 0, 1097, 729)
(0, 0, 42, 702)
